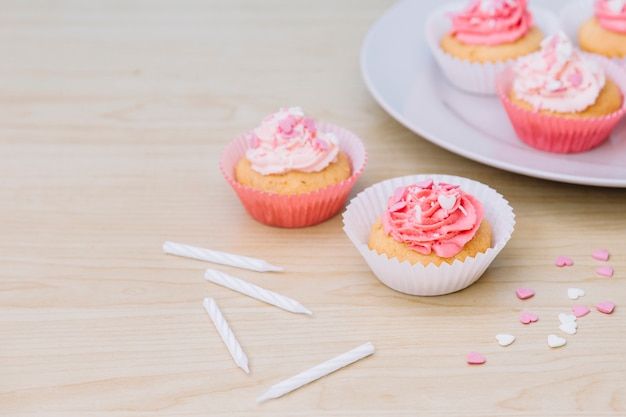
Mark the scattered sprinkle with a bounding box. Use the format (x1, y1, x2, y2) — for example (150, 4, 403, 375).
(572, 305, 590, 318)
(591, 249, 610, 261)
(596, 266, 614, 277)
(558, 314, 578, 335)
(496, 334, 515, 347)
(548, 334, 567, 348)
(596, 301, 616, 314)
(467, 351, 486, 365)
(556, 256, 574, 267)
(516, 287, 535, 300)
(520, 311, 538, 324)
(567, 288, 586, 300)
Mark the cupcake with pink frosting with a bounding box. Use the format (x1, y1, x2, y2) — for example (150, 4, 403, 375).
(220, 107, 366, 228)
(496, 32, 626, 153)
(342, 174, 515, 296)
(560, 0, 626, 65)
(425, 0, 558, 94)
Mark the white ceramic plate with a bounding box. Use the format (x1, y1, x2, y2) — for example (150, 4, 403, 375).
(360, 0, 626, 187)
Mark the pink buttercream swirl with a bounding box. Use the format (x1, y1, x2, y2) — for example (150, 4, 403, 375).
(512, 33, 605, 113)
(595, 0, 626, 33)
(245, 107, 340, 175)
(381, 179, 485, 258)
(449, 0, 534, 45)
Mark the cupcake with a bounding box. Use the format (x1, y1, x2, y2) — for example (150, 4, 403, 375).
(560, 0, 626, 65)
(220, 107, 367, 228)
(342, 174, 515, 296)
(426, 0, 558, 95)
(496, 32, 626, 153)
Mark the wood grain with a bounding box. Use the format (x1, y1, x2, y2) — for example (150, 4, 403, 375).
(1, 1, 625, 416)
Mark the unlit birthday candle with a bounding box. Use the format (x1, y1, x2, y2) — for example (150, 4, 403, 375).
(202, 297, 250, 374)
(163, 241, 283, 272)
(204, 269, 312, 315)
(256, 342, 375, 403)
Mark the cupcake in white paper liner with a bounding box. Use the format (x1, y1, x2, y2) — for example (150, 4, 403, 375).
(342, 174, 515, 296)
(220, 115, 367, 228)
(559, 0, 626, 66)
(425, 2, 559, 95)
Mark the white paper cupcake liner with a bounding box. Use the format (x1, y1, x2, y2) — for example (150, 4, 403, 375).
(342, 174, 515, 296)
(425, 4, 559, 95)
(559, 0, 626, 66)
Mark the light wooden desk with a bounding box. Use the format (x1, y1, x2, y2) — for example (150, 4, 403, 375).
(1, 1, 625, 416)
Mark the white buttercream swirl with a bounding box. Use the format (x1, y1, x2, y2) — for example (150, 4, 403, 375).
(245, 107, 340, 175)
(512, 33, 605, 113)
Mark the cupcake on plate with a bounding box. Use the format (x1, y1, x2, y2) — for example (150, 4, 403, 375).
(560, 0, 626, 65)
(426, 0, 558, 95)
(342, 174, 515, 296)
(220, 107, 367, 228)
(496, 32, 626, 153)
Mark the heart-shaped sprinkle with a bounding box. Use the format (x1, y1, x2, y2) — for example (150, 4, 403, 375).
(596, 301, 615, 314)
(548, 334, 567, 348)
(467, 351, 486, 365)
(516, 287, 535, 300)
(567, 288, 586, 300)
(596, 266, 614, 277)
(556, 256, 574, 267)
(437, 194, 456, 211)
(572, 305, 590, 318)
(414, 205, 422, 222)
(520, 311, 538, 324)
(558, 313, 577, 324)
(496, 334, 515, 347)
(415, 179, 434, 189)
(592, 249, 610, 261)
(558, 322, 578, 335)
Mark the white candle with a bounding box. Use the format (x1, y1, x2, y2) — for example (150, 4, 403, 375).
(163, 241, 283, 272)
(202, 297, 250, 374)
(256, 342, 375, 403)
(204, 269, 312, 316)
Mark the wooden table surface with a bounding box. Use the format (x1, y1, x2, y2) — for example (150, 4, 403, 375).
(2, 0, 625, 415)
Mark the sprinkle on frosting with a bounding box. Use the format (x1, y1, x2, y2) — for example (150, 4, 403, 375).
(512, 33, 606, 113)
(245, 107, 340, 175)
(448, 0, 534, 45)
(595, 0, 626, 33)
(381, 180, 484, 258)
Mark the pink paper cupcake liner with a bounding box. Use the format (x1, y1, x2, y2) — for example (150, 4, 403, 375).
(425, 3, 559, 95)
(496, 54, 626, 153)
(342, 174, 515, 296)
(220, 121, 367, 228)
(559, 0, 626, 67)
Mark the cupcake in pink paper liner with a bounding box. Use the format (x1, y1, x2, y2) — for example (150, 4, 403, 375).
(342, 174, 515, 296)
(220, 107, 367, 228)
(425, 0, 558, 95)
(560, 0, 626, 66)
(496, 32, 626, 153)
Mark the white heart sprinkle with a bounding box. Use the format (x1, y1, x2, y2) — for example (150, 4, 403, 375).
(414, 206, 422, 222)
(496, 334, 515, 347)
(548, 334, 567, 348)
(558, 313, 577, 324)
(437, 194, 456, 211)
(558, 322, 577, 335)
(567, 288, 586, 300)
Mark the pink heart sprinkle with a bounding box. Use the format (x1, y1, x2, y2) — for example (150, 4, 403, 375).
(520, 311, 538, 324)
(467, 351, 486, 365)
(516, 287, 535, 300)
(592, 249, 610, 261)
(556, 256, 574, 267)
(415, 179, 434, 189)
(572, 305, 590, 318)
(596, 266, 614, 277)
(596, 301, 615, 314)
